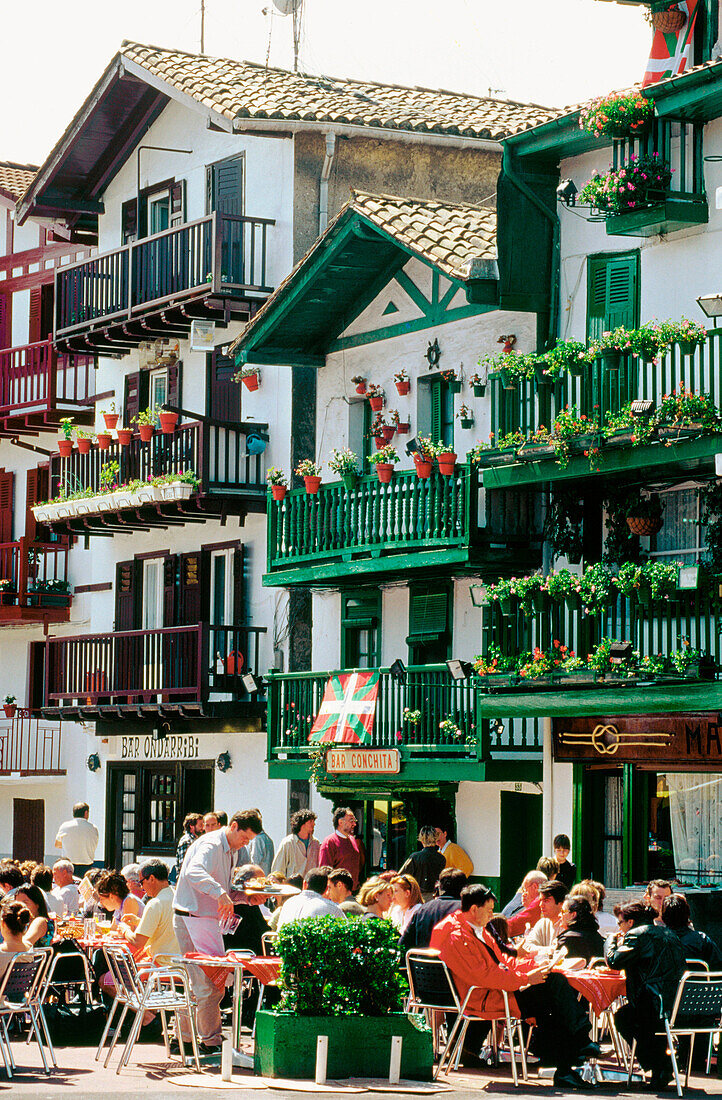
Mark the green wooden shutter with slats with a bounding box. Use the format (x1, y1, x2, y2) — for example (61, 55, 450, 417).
(430, 380, 443, 442)
(586, 252, 639, 343)
(407, 591, 448, 645)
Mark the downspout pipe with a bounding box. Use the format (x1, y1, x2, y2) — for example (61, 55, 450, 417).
(501, 143, 560, 351)
(319, 132, 337, 235)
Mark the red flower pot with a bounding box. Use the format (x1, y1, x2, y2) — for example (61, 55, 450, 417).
(139, 423, 155, 443)
(395, 380, 410, 395)
(414, 459, 433, 479)
(116, 428, 133, 447)
(96, 433, 112, 451)
(303, 475, 322, 495)
(58, 439, 73, 457)
(396, 421, 410, 434)
(382, 425, 396, 442)
(374, 435, 386, 451)
(375, 462, 394, 484)
(355, 382, 367, 395)
(76, 437, 92, 455)
(242, 373, 259, 391)
(271, 484, 287, 502)
(3, 704, 16, 719)
(369, 396, 384, 412)
(437, 452, 457, 477)
(159, 411, 178, 435)
(103, 412, 119, 430)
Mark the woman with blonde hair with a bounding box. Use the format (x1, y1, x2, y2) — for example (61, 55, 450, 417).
(389, 874, 423, 934)
(358, 877, 394, 919)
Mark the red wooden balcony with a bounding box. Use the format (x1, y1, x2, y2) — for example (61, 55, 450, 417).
(0, 709, 64, 776)
(54, 213, 275, 355)
(43, 623, 267, 721)
(0, 338, 95, 432)
(0, 538, 71, 624)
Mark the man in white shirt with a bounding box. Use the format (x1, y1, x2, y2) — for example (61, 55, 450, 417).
(277, 867, 346, 928)
(525, 880, 568, 949)
(51, 860, 81, 916)
(272, 810, 321, 883)
(54, 802, 99, 876)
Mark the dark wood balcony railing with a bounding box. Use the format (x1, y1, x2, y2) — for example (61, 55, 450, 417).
(55, 212, 275, 338)
(50, 419, 266, 501)
(0, 709, 63, 775)
(267, 466, 541, 582)
(0, 339, 95, 426)
(44, 623, 266, 710)
(0, 538, 70, 622)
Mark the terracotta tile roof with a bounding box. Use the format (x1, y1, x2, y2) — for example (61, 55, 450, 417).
(0, 161, 38, 203)
(121, 41, 558, 140)
(351, 190, 496, 279)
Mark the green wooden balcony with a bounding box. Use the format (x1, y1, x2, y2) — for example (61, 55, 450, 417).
(483, 328, 722, 491)
(265, 466, 542, 586)
(266, 665, 542, 784)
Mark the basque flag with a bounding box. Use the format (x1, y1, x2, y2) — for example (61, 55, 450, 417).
(643, 0, 699, 87)
(308, 671, 379, 744)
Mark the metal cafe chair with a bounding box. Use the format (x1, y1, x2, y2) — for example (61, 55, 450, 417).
(627, 970, 722, 1096)
(97, 943, 201, 1074)
(40, 947, 94, 1007)
(405, 948, 529, 1084)
(261, 932, 278, 956)
(586, 956, 628, 1070)
(0, 948, 56, 1077)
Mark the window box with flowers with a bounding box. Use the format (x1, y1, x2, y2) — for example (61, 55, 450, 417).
(551, 407, 599, 467)
(469, 430, 525, 468)
(656, 387, 721, 442)
(516, 426, 556, 463)
(579, 153, 672, 217)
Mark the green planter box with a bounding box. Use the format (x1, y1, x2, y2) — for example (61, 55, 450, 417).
(254, 1010, 433, 1080)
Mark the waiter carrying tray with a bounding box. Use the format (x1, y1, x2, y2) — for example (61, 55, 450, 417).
(173, 808, 263, 1052)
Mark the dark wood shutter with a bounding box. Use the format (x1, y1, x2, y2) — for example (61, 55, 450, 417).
(0, 469, 14, 543)
(167, 361, 182, 411)
(124, 372, 148, 428)
(13, 799, 44, 862)
(115, 559, 140, 631)
(28, 287, 42, 344)
(25, 466, 49, 543)
(430, 380, 443, 442)
(0, 293, 10, 349)
(170, 180, 186, 228)
(178, 552, 202, 625)
(407, 590, 448, 644)
(28, 640, 46, 712)
(207, 349, 240, 422)
(211, 157, 244, 216)
(122, 198, 138, 243)
(163, 554, 177, 626)
(233, 545, 245, 623)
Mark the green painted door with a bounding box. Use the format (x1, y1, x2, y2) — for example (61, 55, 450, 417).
(586, 251, 640, 417)
(499, 791, 542, 907)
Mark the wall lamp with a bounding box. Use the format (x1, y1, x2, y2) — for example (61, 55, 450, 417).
(389, 659, 407, 684)
(216, 751, 232, 773)
(696, 293, 722, 320)
(556, 179, 577, 207)
(446, 659, 474, 681)
(469, 585, 488, 608)
(86, 753, 101, 772)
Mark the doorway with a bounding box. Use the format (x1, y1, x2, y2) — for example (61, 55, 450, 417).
(13, 798, 44, 862)
(499, 791, 542, 906)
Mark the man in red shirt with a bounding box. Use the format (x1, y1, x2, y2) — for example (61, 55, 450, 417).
(318, 807, 366, 888)
(506, 870, 547, 937)
(431, 883, 597, 1088)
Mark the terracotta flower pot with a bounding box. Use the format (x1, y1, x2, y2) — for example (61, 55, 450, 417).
(242, 372, 260, 391)
(355, 382, 367, 395)
(369, 396, 384, 412)
(414, 458, 433, 479)
(374, 435, 386, 451)
(396, 421, 410, 434)
(58, 439, 73, 457)
(96, 433, 112, 451)
(437, 452, 457, 476)
(395, 380, 410, 395)
(116, 428, 133, 447)
(159, 411, 178, 435)
(382, 425, 396, 442)
(103, 412, 119, 430)
(271, 484, 287, 502)
(76, 437, 92, 455)
(139, 423, 155, 443)
(375, 463, 394, 484)
(627, 514, 663, 537)
(3, 704, 16, 719)
(303, 475, 322, 495)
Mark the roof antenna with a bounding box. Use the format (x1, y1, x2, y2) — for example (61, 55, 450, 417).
(200, 0, 206, 53)
(272, 0, 303, 72)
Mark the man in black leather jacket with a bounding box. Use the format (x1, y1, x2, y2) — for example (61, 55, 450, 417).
(605, 901, 685, 1089)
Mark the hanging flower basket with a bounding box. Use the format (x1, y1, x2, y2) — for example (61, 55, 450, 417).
(652, 5, 685, 32)
(58, 439, 73, 457)
(414, 458, 433, 479)
(76, 437, 92, 455)
(499, 596, 515, 617)
(382, 425, 396, 443)
(460, 417, 474, 430)
(601, 348, 622, 371)
(499, 368, 518, 391)
(395, 379, 410, 396)
(473, 383, 487, 397)
(303, 475, 322, 495)
(375, 462, 394, 484)
(116, 428, 133, 447)
(159, 411, 178, 434)
(103, 412, 119, 430)
(96, 433, 112, 451)
(627, 513, 664, 537)
(342, 472, 358, 491)
(677, 339, 698, 357)
(369, 395, 384, 412)
(437, 451, 457, 477)
(271, 484, 287, 502)
(139, 423, 155, 443)
(242, 371, 260, 391)
(3, 703, 16, 719)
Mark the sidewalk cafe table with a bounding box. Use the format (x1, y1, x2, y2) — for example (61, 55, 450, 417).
(553, 966, 638, 1084)
(182, 952, 264, 1070)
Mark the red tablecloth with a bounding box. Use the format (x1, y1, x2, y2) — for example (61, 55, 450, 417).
(558, 967, 626, 1015)
(242, 957, 281, 985)
(184, 952, 239, 991)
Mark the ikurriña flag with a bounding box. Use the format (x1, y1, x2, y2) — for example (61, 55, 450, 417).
(642, 0, 699, 88)
(308, 670, 379, 744)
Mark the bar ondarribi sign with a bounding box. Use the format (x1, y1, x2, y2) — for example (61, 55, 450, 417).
(553, 713, 722, 766)
(326, 747, 400, 774)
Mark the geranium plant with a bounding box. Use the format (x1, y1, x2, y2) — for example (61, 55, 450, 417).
(327, 448, 360, 477)
(368, 445, 399, 466)
(547, 340, 594, 376)
(266, 467, 288, 487)
(578, 153, 672, 215)
(414, 436, 436, 461)
(551, 406, 595, 468)
(603, 403, 656, 447)
(657, 387, 721, 433)
(630, 321, 668, 362)
(295, 459, 322, 478)
(579, 91, 654, 138)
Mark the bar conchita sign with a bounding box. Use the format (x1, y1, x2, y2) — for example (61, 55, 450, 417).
(326, 747, 400, 774)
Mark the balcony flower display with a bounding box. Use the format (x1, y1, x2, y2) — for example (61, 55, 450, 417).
(75, 428, 93, 454)
(134, 407, 157, 442)
(102, 403, 119, 431)
(629, 321, 668, 364)
(550, 407, 597, 468)
(158, 408, 178, 434)
(660, 317, 708, 357)
(435, 440, 457, 477)
(518, 640, 579, 680)
(603, 403, 656, 448)
(267, 466, 289, 502)
(486, 351, 533, 390)
(546, 340, 594, 378)
(578, 153, 672, 215)
(531, 350, 566, 385)
(3, 694, 16, 719)
(328, 448, 361, 490)
(412, 437, 436, 479)
(368, 444, 399, 484)
(389, 409, 409, 434)
(616, 559, 679, 604)
(579, 91, 654, 139)
(394, 369, 410, 396)
(577, 562, 614, 615)
(517, 425, 556, 462)
(587, 638, 637, 679)
(591, 326, 634, 371)
(295, 459, 323, 495)
(656, 386, 721, 440)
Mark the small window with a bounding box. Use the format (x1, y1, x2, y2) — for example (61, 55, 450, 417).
(149, 368, 168, 416)
(148, 190, 171, 235)
(142, 558, 164, 631)
(211, 548, 234, 627)
(648, 488, 706, 565)
(407, 586, 450, 664)
(341, 591, 381, 669)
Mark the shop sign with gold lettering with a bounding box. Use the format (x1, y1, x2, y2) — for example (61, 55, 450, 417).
(553, 714, 722, 766)
(118, 734, 201, 761)
(326, 747, 401, 774)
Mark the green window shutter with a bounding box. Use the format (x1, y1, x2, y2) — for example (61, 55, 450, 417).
(407, 591, 448, 644)
(586, 252, 639, 343)
(430, 380, 443, 441)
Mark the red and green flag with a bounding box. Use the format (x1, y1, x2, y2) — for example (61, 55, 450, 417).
(308, 671, 379, 744)
(643, 0, 699, 88)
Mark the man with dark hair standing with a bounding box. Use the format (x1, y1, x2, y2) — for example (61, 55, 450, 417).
(272, 810, 321, 881)
(172, 809, 263, 1053)
(175, 813, 205, 877)
(399, 868, 467, 951)
(54, 802, 99, 877)
(319, 808, 366, 888)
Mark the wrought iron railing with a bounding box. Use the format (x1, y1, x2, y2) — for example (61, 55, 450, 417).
(0, 709, 63, 775)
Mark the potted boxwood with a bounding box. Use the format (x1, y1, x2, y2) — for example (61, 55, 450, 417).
(367, 384, 385, 412)
(102, 403, 119, 431)
(351, 375, 367, 396)
(3, 694, 16, 719)
(328, 447, 360, 491)
(158, 408, 178, 434)
(413, 437, 436, 479)
(394, 368, 410, 396)
(626, 495, 664, 537)
(296, 458, 322, 495)
(369, 444, 399, 484)
(58, 418, 74, 457)
(255, 915, 432, 1081)
(267, 467, 288, 502)
(237, 365, 261, 391)
(134, 407, 156, 442)
(457, 404, 474, 430)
